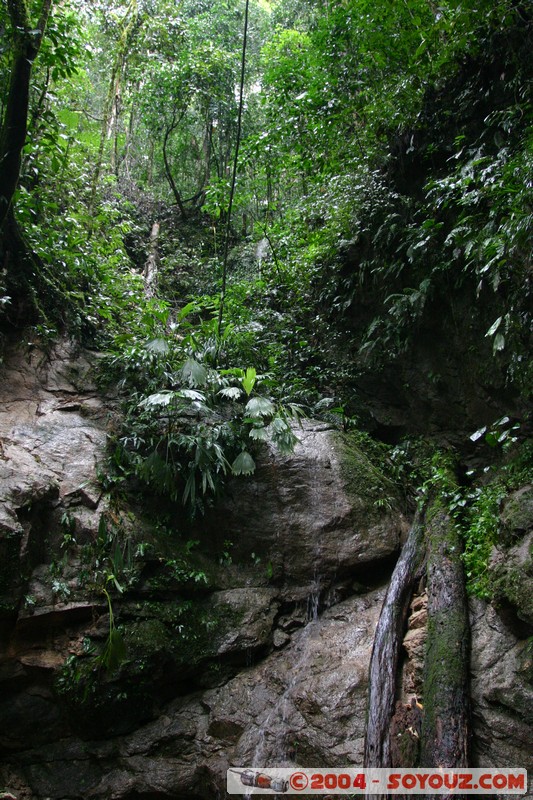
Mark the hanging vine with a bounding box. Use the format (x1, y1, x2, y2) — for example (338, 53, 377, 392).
(217, 0, 250, 340)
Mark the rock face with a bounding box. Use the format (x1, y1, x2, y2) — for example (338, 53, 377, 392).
(0, 339, 110, 626)
(0, 341, 532, 799)
(469, 599, 533, 773)
(490, 485, 533, 626)
(202, 423, 405, 588)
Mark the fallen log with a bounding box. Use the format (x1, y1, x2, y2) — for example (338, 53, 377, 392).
(364, 509, 426, 769)
(420, 503, 470, 768)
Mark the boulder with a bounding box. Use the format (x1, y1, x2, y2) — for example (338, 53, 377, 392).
(203, 422, 406, 589)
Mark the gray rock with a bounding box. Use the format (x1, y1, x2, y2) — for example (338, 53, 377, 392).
(489, 486, 533, 624)
(500, 485, 533, 536)
(211, 588, 279, 654)
(469, 598, 533, 772)
(2, 341, 532, 800)
(0, 340, 110, 613)
(204, 422, 405, 589)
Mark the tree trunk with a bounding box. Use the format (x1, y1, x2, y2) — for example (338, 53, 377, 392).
(364, 492, 471, 796)
(162, 114, 187, 219)
(364, 510, 426, 770)
(420, 505, 470, 768)
(89, 0, 138, 210)
(143, 222, 160, 299)
(0, 0, 53, 230)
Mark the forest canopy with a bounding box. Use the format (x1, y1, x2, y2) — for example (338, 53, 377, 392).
(0, 0, 531, 432)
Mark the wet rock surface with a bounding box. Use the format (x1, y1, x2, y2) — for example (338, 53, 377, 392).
(0, 343, 532, 799)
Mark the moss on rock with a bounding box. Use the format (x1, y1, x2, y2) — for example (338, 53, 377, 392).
(334, 429, 399, 514)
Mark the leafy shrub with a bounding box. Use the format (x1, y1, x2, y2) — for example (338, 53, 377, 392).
(105, 301, 302, 515)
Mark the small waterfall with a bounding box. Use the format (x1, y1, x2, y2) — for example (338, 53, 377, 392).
(242, 587, 321, 799)
(245, 454, 326, 781)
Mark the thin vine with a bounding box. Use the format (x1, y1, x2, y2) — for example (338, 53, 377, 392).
(217, 0, 250, 341)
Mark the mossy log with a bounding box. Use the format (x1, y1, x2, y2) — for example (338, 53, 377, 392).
(420, 505, 470, 768)
(364, 510, 425, 768)
(365, 497, 471, 777)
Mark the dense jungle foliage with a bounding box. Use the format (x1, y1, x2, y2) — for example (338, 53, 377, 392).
(0, 0, 532, 592)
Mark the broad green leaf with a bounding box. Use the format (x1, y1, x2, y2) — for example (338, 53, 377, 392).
(245, 396, 275, 418)
(470, 426, 487, 442)
(493, 333, 505, 352)
(241, 367, 257, 396)
(145, 337, 169, 354)
(218, 386, 243, 400)
(181, 358, 208, 387)
(178, 301, 198, 321)
(484, 432, 499, 447)
(249, 426, 270, 441)
(485, 316, 502, 337)
(177, 389, 206, 402)
(139, 391, 175, 408)
(231, 451, 256, 476)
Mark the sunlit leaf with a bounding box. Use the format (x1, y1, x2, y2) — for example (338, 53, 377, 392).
(470, 426, 487, 442)
(493, 333, 505, 352)
(245, 396, 275, 418)
(249, 426, 270, 441)
(485, 316, 502, 337)
(177, 389, 206, 402)
(241, 367, 257, 396)
(218, 386, 243, 400)
(139, 391, 175, 408)
(145, 337, 169, 354)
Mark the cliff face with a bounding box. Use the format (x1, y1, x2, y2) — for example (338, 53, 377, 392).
(0, 342, 531, 799)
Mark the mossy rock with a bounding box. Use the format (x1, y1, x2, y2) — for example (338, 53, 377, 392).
(500, 485, 533, 541)
(334, 429, 399, 514)
(123, 618, 172, 659)
(491, 531, 533, 625)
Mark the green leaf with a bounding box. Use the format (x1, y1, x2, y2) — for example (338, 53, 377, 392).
(485, 316, 502, 337)
(493, 333, 505, 352)
(245, 396, 275, 418)
(181, 358, 208, 387)
(145, 337, 169, 354)
(218, 386, 243, 400)
(249, 426, 270, 441)
(177, 389, 206, 402)
(241, 367, 257, 396)
(470, 426, 487, 442)
(178, 301, 198, 321)
(484, 432, 499, 447)
(139, 391, 175, 408)
(100, 628, 127, 672)
(231, 451, 256, 476)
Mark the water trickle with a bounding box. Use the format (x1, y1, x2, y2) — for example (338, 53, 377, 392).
(245, 457, 326, 782)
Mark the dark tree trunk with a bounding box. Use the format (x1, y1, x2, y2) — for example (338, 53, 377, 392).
(420, 505, 470, 768)
(162, 113, 187, 219)
(364, 492, 471, 800)
(364, 510, 426, 770)
(0, 0, 52, 231)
